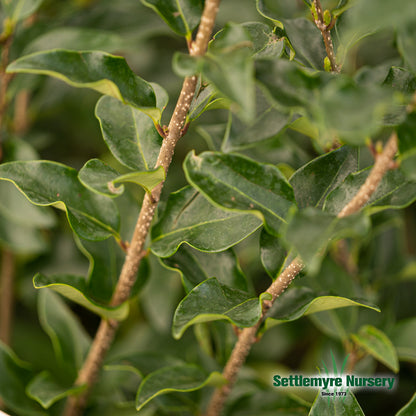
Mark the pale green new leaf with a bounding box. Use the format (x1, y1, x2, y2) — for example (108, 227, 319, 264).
(309, 390, 365, 416)
(1, 0, 43, 23)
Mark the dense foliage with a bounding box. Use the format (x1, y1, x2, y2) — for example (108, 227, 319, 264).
(0, 0, 415, 415)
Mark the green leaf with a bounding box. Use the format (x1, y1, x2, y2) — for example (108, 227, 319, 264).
(0, 160, 120, 241)
(161, 245, 248, 292)
(37, 289, 91, 377)
(351, 325, 399, 373)
(309, 390, 365, 416)
(79, 159, 165, 197)
(398, 113, 416, 182)
(1, 0, 43, 23)
(324, 168, 416, 215)
(389, 318, 416, 363)
(7, 50, 160, 122)
(398, 23, 416, 74)
(184, 151, 295, 235)
(290, 146, 359, 209)
(172, 277, 270, 339)
(284, 208, 370, 274)
(396, 392, 416, 416)
(95, 95, 163, 170)
(151, 186, 262, 257)
(141, 0, 203, 37)
(260, 229, 288, 280)
(265, 287, 379, 330)
(26, 371, 85, 409)
(0, 343, 46, 416)
(136, 364, 224, 411)
(222, 85, 290, 151)
(34, 273, 129, 321)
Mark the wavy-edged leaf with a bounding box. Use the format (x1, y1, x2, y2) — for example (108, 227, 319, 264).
(260, 229, 288, 280)
(0, 343, 46, 416)
(151, 186, 262, 257)
(136, 364, 224, 411)
(264, 287, 380, 331)
(396, 392, 416, 416)
(389, 318, 416, 363)
(141, 0, 203, 37)
(184, 151, 295, 235)
(324, 168, 416, 215)
(0, 160, 120, 241)
(78, 159, 165, 197)
(161, 245, 248, 292)
(95, 95, 163, 170)
(173, 277, 271, 339)
(34, 273, 129, 321)
(289, 146, 359, 209)
(1, 0, 43, 23)
(27, 371, 85, 409)
(351, 325, 399, 373)
(309, 390, 365, 416)
(7, 50, 160, 122)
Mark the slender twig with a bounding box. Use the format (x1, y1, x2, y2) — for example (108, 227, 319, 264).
(312, 0, 340, 72)
(204, 132, 398, 416)
(0, 249, 15, 345)
(63, 2, 220, 415)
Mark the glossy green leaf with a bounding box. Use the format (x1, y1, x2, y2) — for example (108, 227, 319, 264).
(324, 168, 416, 215)
(222, 85, 290, 151)
(37, 290, 91, 377)
(136, 364, 224, 411)
(396, 392, 416, 416)
(79, 159, 165, 197)
(265, 287, 380, 331)
(0, 160, 120, 241)
(151, 186, 262, 257)
(260, 229, 288, 280)
(161, 245, 248, 292)
(7, 50, 160, 122)
(309, 390, 365, 416)
(141, 0, 203, 37)
(95, 95, 163, 170)
(1, 0, 43, 23)
(284, 208, 370, 274)
(351, 325, 399, 373)
(34, 273, 129, 320)
(27, 371, 85, 409)
(173, 277, 271, 339)
(186, 84, 225, 122)
(290, 146, 359, 209)
(0, 343, 46, 416)
(184, 151, 295, 235)
(389, 318, 416, 363)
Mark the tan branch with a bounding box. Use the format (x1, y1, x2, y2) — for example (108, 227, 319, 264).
(0, 249, 15, 345)
(63, 2, 221, 415)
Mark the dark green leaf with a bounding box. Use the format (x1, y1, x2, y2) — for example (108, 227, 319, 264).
(396, 392, 416, 416)
(95, 96, 163, 170)
(141, 0, 203, 37)
(383, 67, 416, 95)
(151, 186, 262, 257)
(1, 0, 43, 23)
(26, 371, 85, 409)
(7, 50, 160, 122)
(309, 390, 365, 416)
(260, 229, 288, 280)
(324, 168, 416, 215)
(398, 113, 416, 182)
(264, 287, 380, 331)
(79, 159, 165, 197)
(184, 151, 295, 235)
(34, 273, 129, 320)
(290, 146, 359, 209)
(136, 364, 224, 411)
(351, 325, 399, 373)
(161, 245, 248, 292)
(389, 318, 416, 363)
(0, 161, 120, 241)
(0, 343, 46, 416)
(173, 277, 271, 339)
(37, 289, 91, 377)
